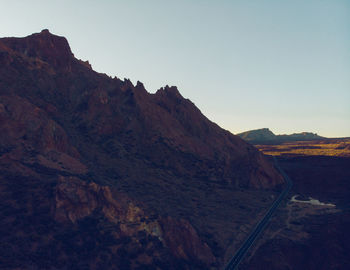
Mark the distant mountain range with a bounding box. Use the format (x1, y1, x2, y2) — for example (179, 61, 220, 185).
(237, 128, 325, 144)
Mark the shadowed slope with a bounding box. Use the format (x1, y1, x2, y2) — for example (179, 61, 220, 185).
(0, 30, 284, 269)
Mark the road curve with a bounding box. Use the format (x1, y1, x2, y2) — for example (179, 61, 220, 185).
(223, 156, 293, 270)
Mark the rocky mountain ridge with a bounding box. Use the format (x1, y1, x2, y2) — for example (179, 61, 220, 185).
(0, 30, 283, 269)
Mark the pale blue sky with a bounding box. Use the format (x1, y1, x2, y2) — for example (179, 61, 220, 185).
(1, 0, 349, 137)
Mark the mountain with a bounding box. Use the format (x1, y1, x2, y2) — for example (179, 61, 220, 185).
(237, 128, 324, 144)
(0, 30, 283, 269)
(237, 128, 276, 142)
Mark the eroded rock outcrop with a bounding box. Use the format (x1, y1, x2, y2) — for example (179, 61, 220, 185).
(54, 176, 216, 267)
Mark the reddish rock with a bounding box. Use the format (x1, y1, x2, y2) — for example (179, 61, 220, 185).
(160, 216, 216, 265)
(54, 176, 216, 267)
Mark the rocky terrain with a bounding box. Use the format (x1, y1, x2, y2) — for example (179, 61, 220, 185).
(0, 30, 284, 269)
(241, 140, 350, 270)
(237, 128, 324, 144)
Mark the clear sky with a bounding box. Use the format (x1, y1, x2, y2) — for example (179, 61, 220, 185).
(1, 0, 349, 137)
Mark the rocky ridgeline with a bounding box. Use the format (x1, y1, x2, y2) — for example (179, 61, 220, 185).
(0, 30, 283, 269)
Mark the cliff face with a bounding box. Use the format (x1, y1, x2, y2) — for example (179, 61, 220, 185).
(0, 30, 283, 269)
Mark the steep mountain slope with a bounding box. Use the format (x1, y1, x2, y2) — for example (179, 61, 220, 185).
(238, 128, 324, 144)
(0, 30, 283, 269)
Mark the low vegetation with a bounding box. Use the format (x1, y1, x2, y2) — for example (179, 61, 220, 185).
(256, 139, 350, 157)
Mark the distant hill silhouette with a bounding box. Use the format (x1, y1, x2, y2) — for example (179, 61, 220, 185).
(237, 128, 324, 144)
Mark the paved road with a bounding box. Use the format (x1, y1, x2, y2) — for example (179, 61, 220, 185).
(224, 156, 293, 270)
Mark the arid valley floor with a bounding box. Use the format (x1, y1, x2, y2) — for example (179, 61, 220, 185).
(241, 139, 350, 270)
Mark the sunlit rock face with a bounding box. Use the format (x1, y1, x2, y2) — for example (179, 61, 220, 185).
(0, 30, 284, 269)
